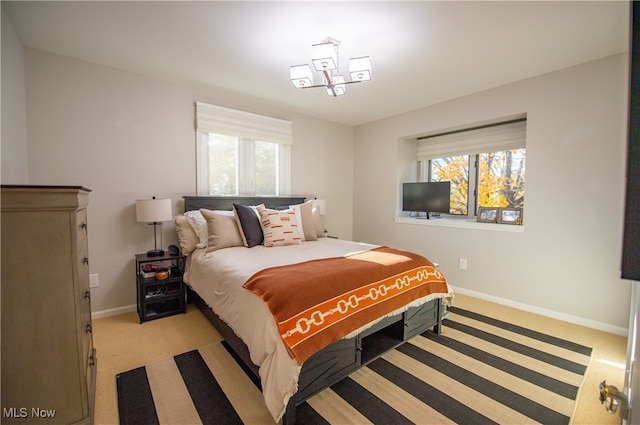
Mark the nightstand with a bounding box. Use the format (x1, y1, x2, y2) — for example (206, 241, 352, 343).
(135, 252, 186, 323)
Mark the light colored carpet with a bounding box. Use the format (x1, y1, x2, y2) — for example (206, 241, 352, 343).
(93, 293, 627, 424)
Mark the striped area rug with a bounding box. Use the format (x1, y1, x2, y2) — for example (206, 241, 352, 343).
(116, 307, 592, 425)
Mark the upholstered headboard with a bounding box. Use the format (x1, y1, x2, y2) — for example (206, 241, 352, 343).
(183, 196, 307, 212)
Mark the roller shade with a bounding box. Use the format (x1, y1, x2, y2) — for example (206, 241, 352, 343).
(416, 119, 526, 160)
(196, 101, 293, 145)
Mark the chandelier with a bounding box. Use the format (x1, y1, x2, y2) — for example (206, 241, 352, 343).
(290, 37, 371, 97)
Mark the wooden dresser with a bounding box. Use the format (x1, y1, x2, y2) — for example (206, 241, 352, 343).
(1, 185, 96, 424)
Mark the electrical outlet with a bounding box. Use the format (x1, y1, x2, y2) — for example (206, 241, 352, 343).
(89, 274, 99, 288)
(458, 258, 467, 270)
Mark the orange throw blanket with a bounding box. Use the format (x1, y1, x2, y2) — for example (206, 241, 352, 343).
(243, 246, 449, 364)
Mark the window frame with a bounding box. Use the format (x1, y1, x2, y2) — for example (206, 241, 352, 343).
(196, 132, 291, 196)
(415, 118, 526, 220)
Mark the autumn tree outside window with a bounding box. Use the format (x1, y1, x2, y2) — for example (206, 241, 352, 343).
(416, 119, 526, 218)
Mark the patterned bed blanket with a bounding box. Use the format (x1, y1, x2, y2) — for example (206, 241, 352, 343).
(243, 246, 450, 364)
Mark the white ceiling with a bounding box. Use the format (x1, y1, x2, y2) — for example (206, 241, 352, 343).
(3, 1, 630, 126)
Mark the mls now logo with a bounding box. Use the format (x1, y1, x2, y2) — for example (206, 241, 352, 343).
(3, 407, 56, 418)
(3, 407, 27, 418)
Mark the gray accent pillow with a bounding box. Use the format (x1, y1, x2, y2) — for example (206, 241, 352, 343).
(233, 203, 264, 247)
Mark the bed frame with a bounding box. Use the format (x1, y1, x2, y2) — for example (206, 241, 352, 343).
(183, 195, 444, 425)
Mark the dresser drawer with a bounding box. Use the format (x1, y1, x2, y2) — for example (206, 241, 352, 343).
(76, 208, 88, 250)
(78, 242, 90, 292)
(86, 347, 97, 420)
(78, 242, 93, 381)
(82, 317, 93, 371)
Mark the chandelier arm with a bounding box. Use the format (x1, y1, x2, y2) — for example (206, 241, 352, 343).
(300, 84, 332, 89)
(299, 79, 362, 89)
(322, 69, 334, 85)
(320, 69, 337, 97)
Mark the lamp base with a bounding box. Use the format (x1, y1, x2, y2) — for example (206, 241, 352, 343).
(146, 249, 165, 257)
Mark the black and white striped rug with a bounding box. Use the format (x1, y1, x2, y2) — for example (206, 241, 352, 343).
(116, 307, 592, 425)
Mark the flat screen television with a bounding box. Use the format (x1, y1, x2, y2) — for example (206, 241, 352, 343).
(402, 181, 451, 219)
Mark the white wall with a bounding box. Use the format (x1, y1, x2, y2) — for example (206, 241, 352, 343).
(353, 54, 631, 333)
(22, 49, 354, 314)
(5, 38, 631, 332)
(1, 6, 28, 183)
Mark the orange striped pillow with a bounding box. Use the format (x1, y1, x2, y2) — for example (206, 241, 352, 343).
(257, 207, 302, 247)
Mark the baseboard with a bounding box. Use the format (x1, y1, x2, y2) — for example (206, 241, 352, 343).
(451, 286, 629, 337)
(92, 304, 137, 320)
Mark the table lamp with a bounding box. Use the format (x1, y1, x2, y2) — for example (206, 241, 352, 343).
(312, 198, 327, 215)
(136, 197, 173, 256)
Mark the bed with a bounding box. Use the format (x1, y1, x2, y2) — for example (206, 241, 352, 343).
(178, 195, 453, 424)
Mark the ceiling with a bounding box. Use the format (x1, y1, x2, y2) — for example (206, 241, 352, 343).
(3, 1, 630, 126)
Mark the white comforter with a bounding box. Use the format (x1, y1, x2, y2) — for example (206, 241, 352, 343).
(186, 238, 378, 422)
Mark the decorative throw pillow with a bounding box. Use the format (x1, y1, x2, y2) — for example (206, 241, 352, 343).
(257, 206, 302, 247)
(233, 203, 264, 247)
(174, 215, 199, 255)
(290, 200, 317, 241)
(184, 210, 208, 248)
(199, 209, 244, 252)
(311, 205, 324, 237)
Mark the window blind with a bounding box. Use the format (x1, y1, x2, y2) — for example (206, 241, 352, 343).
(195, 101, 293, 145)
(416, 119, 526, 160)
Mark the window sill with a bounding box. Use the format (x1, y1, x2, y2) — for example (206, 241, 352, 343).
(394, 216, 526, 233)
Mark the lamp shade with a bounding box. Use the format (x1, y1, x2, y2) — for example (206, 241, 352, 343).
(349, 56, 372, 81)
(311, 42, 338, 71)
(326, 75, 346, 96)
(136, 198, 173, 223)
(313, 199, 327, 215)
(290, 64, 313, 88)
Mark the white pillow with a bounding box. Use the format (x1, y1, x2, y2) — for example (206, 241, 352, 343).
(184, 210, 208, 248)
(174, 215, 199, 255)
(290, 200, 317, 241)
(311, 205, 324, 237)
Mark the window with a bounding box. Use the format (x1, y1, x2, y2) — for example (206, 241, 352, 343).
(477, 149, 525, 208)
(195, 102, 292, 196)
(417, 119, 526, 218)
(429, 155, 470, 214)
(197, 133, 289, 196)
